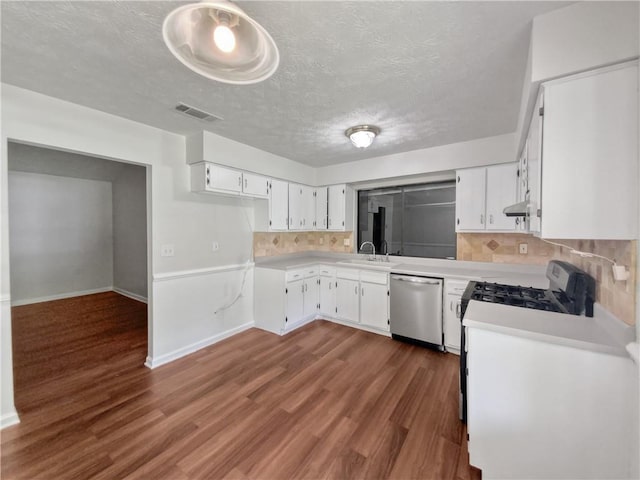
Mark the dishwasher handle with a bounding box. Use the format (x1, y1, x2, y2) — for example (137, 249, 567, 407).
(391, 275, 441, 285)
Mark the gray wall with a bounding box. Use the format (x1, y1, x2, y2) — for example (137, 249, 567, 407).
(8, 142, 148, 304)
(112, 166, 147, 298)
(8, 171, 114, 303)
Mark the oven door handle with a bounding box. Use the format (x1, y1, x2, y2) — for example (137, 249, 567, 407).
(456, 302, 462, 318)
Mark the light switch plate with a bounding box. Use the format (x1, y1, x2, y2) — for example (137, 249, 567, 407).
(519, 243, 528, 254)
(212, 241, 220, 252)
(161, 244, 175, 257)
(343, 238, 350, 247)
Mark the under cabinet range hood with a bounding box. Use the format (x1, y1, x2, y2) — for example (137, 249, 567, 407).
(503, 200, 529, 217)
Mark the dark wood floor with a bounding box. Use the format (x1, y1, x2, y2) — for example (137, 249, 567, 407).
(3, 292, 479, 479)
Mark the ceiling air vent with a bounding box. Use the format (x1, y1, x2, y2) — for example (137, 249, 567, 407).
(174, 103, 222, 122)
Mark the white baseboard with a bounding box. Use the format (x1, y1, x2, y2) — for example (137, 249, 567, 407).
(113, 287, 148, 304)
(10, 287, 113, 306)
(144, 321, 255, 369)
(1, 410, 20, 429)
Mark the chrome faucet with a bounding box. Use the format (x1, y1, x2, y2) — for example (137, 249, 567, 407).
(359, 241, 376, 261)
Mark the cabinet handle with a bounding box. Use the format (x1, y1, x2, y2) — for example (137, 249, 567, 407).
(266, 181, 269, 194)
(238, 176, 242, 187)
(355, 285, 358, 295)
(329, 282, 332, 290)
(457, 218, 460, 226)
(480, 214, 484, 225)
(244, 178, 247, 189)
(361, 287, 364, 296)
(456, 303, 461, 318)
(302, 284, 305, 293)
(489, 214, 494, 224)
(515, 217, 520, 226)
(290, 217, 293, 227)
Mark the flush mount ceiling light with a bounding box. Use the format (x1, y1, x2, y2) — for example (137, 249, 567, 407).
(162, 0, 279, 85)
(345, 125, 381, 149)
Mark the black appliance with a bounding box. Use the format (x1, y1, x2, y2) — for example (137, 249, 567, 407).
(459, 260, 595, 423)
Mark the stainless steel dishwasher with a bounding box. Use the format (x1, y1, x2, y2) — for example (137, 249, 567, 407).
(390, 274, 444, 351)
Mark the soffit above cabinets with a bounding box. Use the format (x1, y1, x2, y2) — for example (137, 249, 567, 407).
(1, 1, 569, 167)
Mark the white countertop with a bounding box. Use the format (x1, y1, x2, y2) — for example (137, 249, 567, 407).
(463, 300, 630, 357)
(255, 254, 549, 287)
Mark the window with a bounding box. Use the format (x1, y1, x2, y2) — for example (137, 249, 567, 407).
(357, 181, 456, 259)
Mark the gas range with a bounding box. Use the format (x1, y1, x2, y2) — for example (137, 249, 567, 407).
(464, 282, 573, 314)
(459, 260, 596, 423)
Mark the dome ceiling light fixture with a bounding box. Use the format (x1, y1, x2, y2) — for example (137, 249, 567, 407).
(345, 125, 381, 149)
(162, 0, 279, 85)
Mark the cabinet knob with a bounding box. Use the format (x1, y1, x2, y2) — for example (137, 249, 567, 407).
(457, 218, 460, 225)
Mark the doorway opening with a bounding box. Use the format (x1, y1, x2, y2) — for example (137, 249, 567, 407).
(7, 142, 149, 414)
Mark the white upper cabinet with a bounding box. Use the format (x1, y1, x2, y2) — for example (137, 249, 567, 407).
(301, 185, 315, 230)
(191, 162, 243, 194)
(456, 164, 518, 232)
(315, 187, 328, 230)
(537, 62, 638, 239)
(269, 179, 289, 231)
(328, 184, 354, 231)
(288, 183, 303, 231)
(242, 172, 270, 198)
(455, 167, 487, 231)
(485, 163, 518, 231)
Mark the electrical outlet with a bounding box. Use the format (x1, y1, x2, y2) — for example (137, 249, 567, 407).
(161, 244, 175, 257)
(343, 238, 351, 247)
(319, 237, 324, 245)
(212, 241, 220, 252)
(519, 243, 528, 255)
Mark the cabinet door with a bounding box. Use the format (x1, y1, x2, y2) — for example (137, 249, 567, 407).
(444, 293, 462, 353)
(269, 179, 289, 231)
(288, 183, 303, 231)
(319, 276, 336, 316)
(455, 168, 486, 231)
(328, 185, 346, 231)
(541, 64, 638, 239)
(303, 276, 319, 318)
(208, 164, 243, 193)
(315, 187, 328, 230)
(360, 282, 389, 331)
(300, 185, 315, 230)
(336, 278, 359, 323)
(242, 172, 270, 198)
(485, 163, 518, 231)
(286, 279, 304, 327)
(527, 93, 544, 235)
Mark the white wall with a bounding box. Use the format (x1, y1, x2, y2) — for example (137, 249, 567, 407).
(0, 84, 256, 426)
(531, 1, 639, 83)
(187, 131, 316, 185)
(8, 171, 114, 304)
(112, 165, 147, 300)
(316, 133, 516, 186)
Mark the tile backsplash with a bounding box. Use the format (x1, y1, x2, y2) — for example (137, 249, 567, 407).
(254, 231, 354, 257)
(457, 233, 636, 325)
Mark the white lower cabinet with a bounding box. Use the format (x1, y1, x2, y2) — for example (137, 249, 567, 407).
(255, 264, 390, 336)
(443, 279, 470, 354)
(335, 269, 360, 323)
(359, 271, 389, 331)
(286, 277, 304, 327)
(467, 326, 637, 480)
(318, 266, 336, 317)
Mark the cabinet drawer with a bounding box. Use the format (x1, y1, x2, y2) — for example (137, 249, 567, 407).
(286, 269, 305, 282)
(336, 268, 359, 281)
(303, 266, 318, 278)
(318, 265, 336, 277)
(360, 271, 388, 285)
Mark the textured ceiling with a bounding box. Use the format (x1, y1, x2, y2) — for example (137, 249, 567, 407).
(1, 1, 569, 167)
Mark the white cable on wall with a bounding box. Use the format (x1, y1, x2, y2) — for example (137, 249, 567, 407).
(213, 198, 254, 316)
(541, 238, 617, 264)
